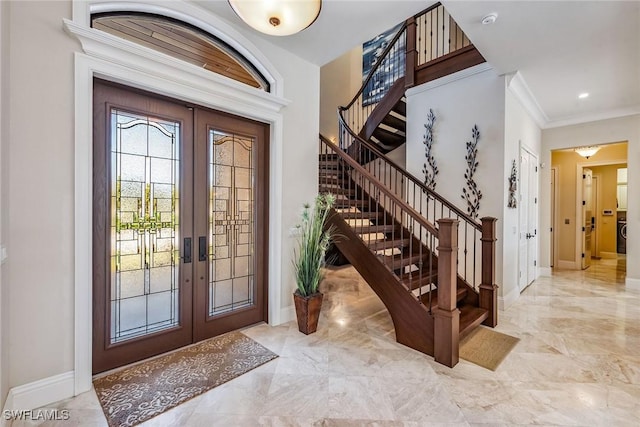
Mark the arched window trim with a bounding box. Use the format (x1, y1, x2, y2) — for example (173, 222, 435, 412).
(90, 12, 271, 92)
(71, 0, 285, 98)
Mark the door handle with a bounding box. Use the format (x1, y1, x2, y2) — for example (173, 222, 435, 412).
(526, 233, 534, 239)
(199, 236, 207, 261)
(183, 237, 192, 264)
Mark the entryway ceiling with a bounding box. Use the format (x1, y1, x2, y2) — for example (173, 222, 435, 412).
(196, 0, 640, 127)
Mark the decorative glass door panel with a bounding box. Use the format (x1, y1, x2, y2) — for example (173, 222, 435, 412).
(209, 130, 255, 316)
(93, 80, 266, 373)
(193, 109, 267, 342)
(110, 110, 180, 343)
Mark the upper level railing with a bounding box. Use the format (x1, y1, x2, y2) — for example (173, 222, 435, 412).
(335, 3, 496, 299)
(340, 2, 472, 145)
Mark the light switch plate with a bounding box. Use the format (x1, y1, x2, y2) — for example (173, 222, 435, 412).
(0, 245, 7, 264)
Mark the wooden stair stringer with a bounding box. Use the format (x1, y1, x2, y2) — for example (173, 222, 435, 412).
(328, 210, 435, 356)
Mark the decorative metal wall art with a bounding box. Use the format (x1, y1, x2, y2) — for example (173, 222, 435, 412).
(508, 159, 517, 208)
(461, 125, 482, 219)
(422, 109, 438, 191)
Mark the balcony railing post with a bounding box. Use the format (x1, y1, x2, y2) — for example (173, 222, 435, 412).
(479, 216, 498, 327)
(434, 218, 459, 368)
(405, 17, 417, 89)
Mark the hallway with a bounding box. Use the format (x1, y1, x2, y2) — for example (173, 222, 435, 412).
(14, 260, 640, 426)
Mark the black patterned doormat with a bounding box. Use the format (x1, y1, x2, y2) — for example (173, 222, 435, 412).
(93, 331, 278, 427)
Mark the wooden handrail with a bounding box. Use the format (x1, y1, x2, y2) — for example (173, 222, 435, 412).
(342, 24, 407, 112)
(337, 114, 481, 231)
(320, 135, 439, 237)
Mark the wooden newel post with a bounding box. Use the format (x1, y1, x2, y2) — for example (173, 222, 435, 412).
(434, 218, 459, 368)
(405, 17, 417, 89)
(480, 217, 498, 327)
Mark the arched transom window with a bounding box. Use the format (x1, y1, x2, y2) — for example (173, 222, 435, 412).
(91, 13, 270, 91)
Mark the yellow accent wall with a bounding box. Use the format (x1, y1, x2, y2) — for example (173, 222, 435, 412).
(551, 142, 627, 265)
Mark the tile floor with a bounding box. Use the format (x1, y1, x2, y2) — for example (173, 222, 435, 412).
(15, 256, 640, 426)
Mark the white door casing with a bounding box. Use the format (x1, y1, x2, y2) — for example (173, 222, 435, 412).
(66, 0, 290, 396)
(519, 146, 538, 292)
(582, 168, 593, 269)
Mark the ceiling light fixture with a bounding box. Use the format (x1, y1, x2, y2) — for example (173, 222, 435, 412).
(481, 13, 498, 25)
(574, 146, 600, 159)
(578, 92, 590, 99)
(228, 0, 322, 36)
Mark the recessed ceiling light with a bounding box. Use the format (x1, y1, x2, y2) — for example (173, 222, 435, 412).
(578, 92, 589, 99)
(481, 13, 498, 25)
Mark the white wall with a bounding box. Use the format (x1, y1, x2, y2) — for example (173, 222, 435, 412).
(4, 0, 319, 406)
(320, 46, 362, 141)
(504, 78, 543, 304)
(541, 115, 640, 288)
(405, 65, 507, 293)
(7, 0, 77, 389)
(241, 35, 320, 314)
(0, 0, 9, 409)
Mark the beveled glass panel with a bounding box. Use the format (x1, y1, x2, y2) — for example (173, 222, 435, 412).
(110, 109, 180, 343)
(208, 130, 255, 316)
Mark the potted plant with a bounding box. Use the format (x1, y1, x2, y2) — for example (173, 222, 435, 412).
(292, 193, 336, 334)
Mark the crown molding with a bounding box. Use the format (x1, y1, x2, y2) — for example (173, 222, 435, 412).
(506, 72, 548, 128)
(544, 106, 640, 129)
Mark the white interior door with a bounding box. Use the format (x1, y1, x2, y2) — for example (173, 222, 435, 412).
(519, 147, 538, 292)
(550, 168, 556, 268)
(582, 168, 593, 269)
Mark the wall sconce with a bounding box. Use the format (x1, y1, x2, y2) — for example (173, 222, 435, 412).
(574, 146, 600, 159)
(228, 0, 322, 36)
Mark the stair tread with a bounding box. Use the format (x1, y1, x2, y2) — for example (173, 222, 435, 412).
(338, 211, 383, 220)
(418, 287, 467, 307)
(382, 114, 406, 132)
(379, 252, 425, 269)
(352, 224, 397, 233)
(458, 305, 489, 340)
(401, 269, 439, 290)
(367, 238, 411, 250)
(372, 127, 405, 146)
(392, 99, 406, 116)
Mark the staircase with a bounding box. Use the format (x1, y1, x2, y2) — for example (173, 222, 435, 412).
(319, 3, 497, 368)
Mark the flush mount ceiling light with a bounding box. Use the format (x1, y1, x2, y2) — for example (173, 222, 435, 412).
(228, 0, 322, 36)
(481, 13, 498, 25)
(578, 92, 590, 99)
(574, 146, 600, 158)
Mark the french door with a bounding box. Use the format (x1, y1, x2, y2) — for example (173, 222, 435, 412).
(92, 80, 268, 374)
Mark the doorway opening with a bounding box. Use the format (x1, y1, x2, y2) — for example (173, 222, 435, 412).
(550, 142, 627, 276)
(92, 80, 269, 374)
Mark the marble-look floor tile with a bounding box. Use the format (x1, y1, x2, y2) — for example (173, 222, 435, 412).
(22, 257, 640, 427)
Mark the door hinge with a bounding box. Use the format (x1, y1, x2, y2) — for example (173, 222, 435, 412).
(534, 260, 537, 266)
(583, 174, 586, 179)
(582, 200, 586, 206)
(550, 227, 553, 232)
(582, 253, 585, 258)
(535, 166, 538, 172)
(535, 197, 537, 204)
(582, 226, 585, 232)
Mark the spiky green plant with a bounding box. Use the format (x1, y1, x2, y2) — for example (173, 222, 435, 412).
(293, 193, 336, 297)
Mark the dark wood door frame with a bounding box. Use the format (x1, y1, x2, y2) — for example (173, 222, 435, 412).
(92, 79, 269, 374)
(192, 108, 269, 342)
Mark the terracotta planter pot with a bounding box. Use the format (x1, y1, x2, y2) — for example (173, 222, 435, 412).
(293, 291, 323, 335)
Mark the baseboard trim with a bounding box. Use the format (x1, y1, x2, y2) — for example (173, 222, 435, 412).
(556, 260, 577, 270)
(537, 267, 552, 277)
(3, 371, 74, 412)
(279, 305, 295, 325)
(599, 251, 618, 259)
(498, 286, 520, 311)
(626, 277, 640, 292)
